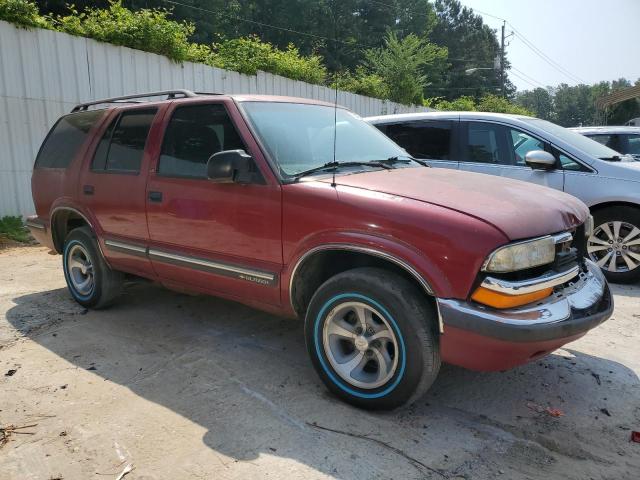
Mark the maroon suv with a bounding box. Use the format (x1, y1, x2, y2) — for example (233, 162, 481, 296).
(27, 90, 613, 409)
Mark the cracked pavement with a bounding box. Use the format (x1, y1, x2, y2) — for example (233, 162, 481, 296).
(1, 246, 639, 479)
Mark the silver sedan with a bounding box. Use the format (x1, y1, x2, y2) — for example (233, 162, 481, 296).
(367, 112, 640, 283)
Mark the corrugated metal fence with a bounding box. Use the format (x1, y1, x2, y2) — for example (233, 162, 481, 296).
(0, 20, 428, 217)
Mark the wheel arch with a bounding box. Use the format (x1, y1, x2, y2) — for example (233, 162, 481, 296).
(589, 200, 640, 214)
(288, 245, 442, 332)
(50, 207, 94, 254)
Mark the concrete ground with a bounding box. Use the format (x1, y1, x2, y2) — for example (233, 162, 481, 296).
(1, 246, 639, 480)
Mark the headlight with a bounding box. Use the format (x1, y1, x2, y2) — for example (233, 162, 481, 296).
(483, 236, 555, 273)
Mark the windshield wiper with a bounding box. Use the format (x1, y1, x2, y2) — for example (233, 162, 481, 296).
(380, 156, 429, 167)
(292, 161, 391, 181)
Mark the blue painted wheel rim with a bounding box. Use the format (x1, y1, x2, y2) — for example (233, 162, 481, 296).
(314, 293, 406, 399)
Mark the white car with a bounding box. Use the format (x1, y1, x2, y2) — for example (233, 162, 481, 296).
(367, 112, 640, 283)
(571, 126, 640, 160)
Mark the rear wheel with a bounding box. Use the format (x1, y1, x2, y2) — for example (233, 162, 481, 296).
(588, 207, 640, 284)
(304, 267, 440, 410)
(62, 227, 123, 308)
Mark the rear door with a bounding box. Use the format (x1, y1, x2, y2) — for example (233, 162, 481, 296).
(79, 106, 161, 278)
(145, 99, 282, 306)
(458, 120, 564, 191)
(377, 120, 458, 169)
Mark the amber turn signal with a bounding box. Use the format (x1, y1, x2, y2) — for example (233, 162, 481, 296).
(471, 286, 553, 309)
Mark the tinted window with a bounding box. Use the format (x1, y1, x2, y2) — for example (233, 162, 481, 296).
(464, 122, 507, 164)
(91, 109, 156, 173)
(624, 135, 640, 155)
(384, 121, 452, 160)
(159, 104, 245, 178)
(35, 110, 104, 168)
(589, 134, 620, 151)
(508, 129, 545, 166)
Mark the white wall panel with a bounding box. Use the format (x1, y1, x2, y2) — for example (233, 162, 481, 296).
(0, 20, 429, 216)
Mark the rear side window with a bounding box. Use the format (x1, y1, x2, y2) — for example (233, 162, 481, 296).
(91, 109, 157, 173)
(158, 104, 245, 178)
(463, 122, 508, 165)
(383, 121, 452, 160)
(35, 110, 104, 169)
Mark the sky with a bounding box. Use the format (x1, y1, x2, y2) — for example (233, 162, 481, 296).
(459, 0, 640, 92)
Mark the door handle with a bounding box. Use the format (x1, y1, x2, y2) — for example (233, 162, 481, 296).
(83, 185, 94, 195)
(148, 191, 163, 203)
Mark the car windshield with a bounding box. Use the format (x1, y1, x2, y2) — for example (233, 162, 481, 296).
(241, 102, 409, 177)
(523, 118, 622, 159)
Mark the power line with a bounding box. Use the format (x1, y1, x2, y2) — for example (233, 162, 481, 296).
(511, 67, 547, 89)
(510, 70, 544, 90)
(510, 30, 585, 84)
(472, 8, 585, 85)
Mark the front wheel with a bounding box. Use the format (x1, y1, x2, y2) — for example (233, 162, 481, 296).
(304, 267, 440, 410)
(588, 207, 640, 284)
(62, 226, 123, 309)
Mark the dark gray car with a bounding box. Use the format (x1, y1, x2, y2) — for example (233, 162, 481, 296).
(367, 112, 640, 284)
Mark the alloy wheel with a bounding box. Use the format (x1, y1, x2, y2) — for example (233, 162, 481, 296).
(588, 220, 640, 273)
(322, 301, 399, 389)
(66, 243, 95, 296)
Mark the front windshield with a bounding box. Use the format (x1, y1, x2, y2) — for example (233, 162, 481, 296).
(523, 118, 621, 159)
(241, 102, 408, 176)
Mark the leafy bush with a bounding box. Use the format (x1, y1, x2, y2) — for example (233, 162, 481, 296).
(53, 1, 196, 63)
(209, 36, 326, 84)
(429, 95, 477, 111)
(477, 94, 532, 115)
(330, 67, 389, 99)
(0, 0, 50, 29)
(427, 94, 532, 115)
(0, 216, 30, 243)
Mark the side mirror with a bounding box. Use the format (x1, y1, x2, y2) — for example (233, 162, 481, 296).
(206, 149, 256, 184)
(524, 150, 556, 170)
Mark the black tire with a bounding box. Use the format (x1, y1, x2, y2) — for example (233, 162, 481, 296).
(62, 226, 123, 309)
(590, 207, 640, 284)
(304, 267, 440, 410)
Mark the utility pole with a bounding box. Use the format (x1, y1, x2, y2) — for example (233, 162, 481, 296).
(500, 20, 506, 98)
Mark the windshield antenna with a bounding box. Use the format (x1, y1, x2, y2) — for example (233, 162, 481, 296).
(331, 0, 338, 188)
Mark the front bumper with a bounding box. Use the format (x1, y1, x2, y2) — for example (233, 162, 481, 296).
(438, 259, 613, 371)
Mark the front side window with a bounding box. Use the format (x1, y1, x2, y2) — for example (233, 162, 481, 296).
(158, 104, 245, 178)
(463, 122, 507, 164)
(35, 110, 104, 169)
(384, 121, 452, 160)
(241, 102, 407, 177)
(523, 118, 621, 160)
(508, 128, 545, 166)
(91, 109, 157, 173)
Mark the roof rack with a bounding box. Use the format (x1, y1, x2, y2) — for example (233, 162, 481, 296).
(70, 89, 204, 112)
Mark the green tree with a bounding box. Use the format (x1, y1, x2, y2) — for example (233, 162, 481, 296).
(428, 0, 513, 100)
(515, 88, 553, 120)
(363, 31, 447, 105)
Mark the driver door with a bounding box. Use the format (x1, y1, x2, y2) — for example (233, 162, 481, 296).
(458, 121, 563, 191)
(145, 100, 282, 305)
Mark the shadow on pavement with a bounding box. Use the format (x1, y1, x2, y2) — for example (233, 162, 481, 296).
(6, 283, 640, 479)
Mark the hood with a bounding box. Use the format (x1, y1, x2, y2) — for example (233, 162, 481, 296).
(323, 167, 589, 240)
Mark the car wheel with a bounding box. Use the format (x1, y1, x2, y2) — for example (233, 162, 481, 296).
(304, 267, 440, 410)
(62, 226, 123, 308)
(588, 207, 640, 284)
